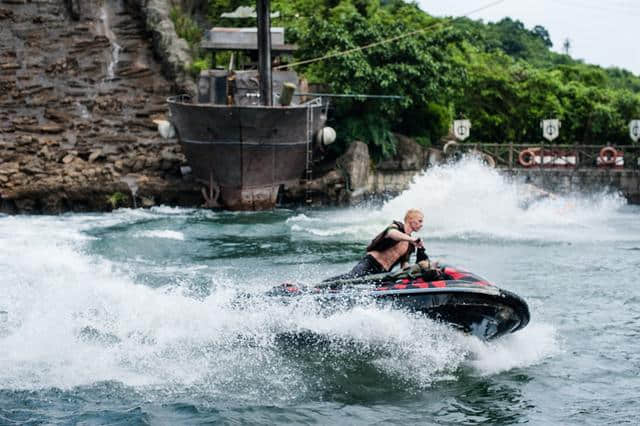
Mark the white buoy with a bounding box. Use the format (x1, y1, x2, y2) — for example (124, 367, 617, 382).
(315, 126, 336, 146)
(152, 119, 176, 139)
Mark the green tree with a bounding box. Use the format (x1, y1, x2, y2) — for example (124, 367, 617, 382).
(293, 1, 462, 158)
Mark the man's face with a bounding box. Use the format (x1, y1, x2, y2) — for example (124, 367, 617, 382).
(409, 214, 424, 232)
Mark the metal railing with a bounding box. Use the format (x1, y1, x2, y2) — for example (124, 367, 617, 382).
(166, 94, 193, 104)
(453, 143, 640, 170)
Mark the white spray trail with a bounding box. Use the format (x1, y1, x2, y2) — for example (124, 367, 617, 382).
(382, 156, 628, 241)
(291, 156, 631, 243)
(0, 202, 565, 395)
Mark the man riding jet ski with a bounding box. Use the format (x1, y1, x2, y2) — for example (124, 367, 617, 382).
(271, 207, 529, 340)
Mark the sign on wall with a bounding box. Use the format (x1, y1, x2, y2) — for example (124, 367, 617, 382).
(630, 120, 640, 142)
(541, 119, 561, 141)
(453, 119, 471, 141)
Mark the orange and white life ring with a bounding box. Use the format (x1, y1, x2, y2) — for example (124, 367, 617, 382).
(518, 149, 535, 167)
(599, 146, 617, 165)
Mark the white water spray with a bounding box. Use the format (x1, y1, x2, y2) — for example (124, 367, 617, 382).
(290, 156, 631, 243)
(6, 151, 635, 396)
(0, 207, 564, 394)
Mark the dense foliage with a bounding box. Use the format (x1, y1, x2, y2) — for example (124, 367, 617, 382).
(286, 1, 461, 157)
(171, 0, 640, 159)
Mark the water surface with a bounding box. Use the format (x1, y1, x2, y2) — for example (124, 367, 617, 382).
(1, 158, 638, 424)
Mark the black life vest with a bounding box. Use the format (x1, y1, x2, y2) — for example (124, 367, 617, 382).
(366, 220, 415, 270)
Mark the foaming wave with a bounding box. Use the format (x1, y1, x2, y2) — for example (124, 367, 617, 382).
(286, 213, 321, 223)
(381, 156, 630, 242)
(465, 323, 560, 375)
(0, 211, 535, 395)
(284, 157, 633, 244)
(0, 215, 96, 242)
(0, 215, 195, 388)
(149, 205, 197, 215)
(134, 230, 185, 240)
(285, 303, 559, 385)
(290, 224, 355, 237)
(295, 306, 470, 385)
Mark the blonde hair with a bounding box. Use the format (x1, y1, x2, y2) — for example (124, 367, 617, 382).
(404, 208, 423, 221)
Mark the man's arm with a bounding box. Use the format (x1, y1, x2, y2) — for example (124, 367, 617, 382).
(386, 229, 424, 248)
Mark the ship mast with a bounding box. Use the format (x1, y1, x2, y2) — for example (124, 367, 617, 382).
(256, 0, 272, 106)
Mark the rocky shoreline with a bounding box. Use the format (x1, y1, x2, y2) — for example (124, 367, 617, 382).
(0, 0, 435, 214)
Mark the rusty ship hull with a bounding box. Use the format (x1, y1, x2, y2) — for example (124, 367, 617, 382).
(168, 96, 326, 210)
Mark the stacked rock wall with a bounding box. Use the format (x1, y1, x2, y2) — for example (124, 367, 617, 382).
(0, 0, 200, 213)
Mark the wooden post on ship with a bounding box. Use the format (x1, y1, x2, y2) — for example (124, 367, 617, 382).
(256, 0, 272, 106)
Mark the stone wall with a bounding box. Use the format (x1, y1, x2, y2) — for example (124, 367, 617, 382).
(0, 0, 200, 213)
(124, 0, 196, 95)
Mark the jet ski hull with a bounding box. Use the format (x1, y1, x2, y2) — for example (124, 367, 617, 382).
(272, 266, 530, 341)
(371, 286, 529, 340)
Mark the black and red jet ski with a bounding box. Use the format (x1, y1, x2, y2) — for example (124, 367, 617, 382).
(270, 264, 530, 341)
